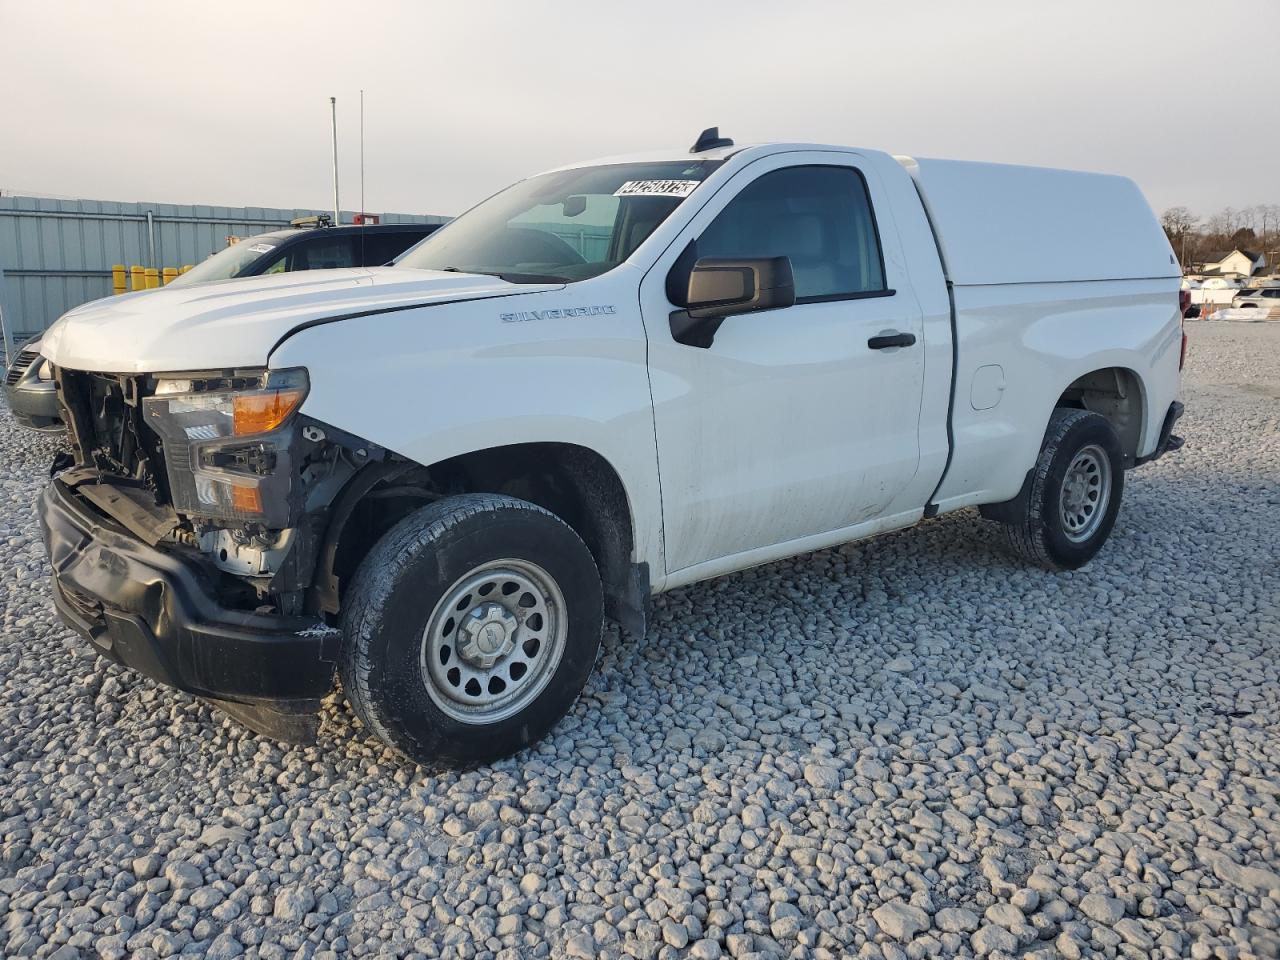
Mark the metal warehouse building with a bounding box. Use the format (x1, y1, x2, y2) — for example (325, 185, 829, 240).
(0, 194, 447, 358)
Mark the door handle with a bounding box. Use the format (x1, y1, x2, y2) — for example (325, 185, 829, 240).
(867, 331, 916, 350)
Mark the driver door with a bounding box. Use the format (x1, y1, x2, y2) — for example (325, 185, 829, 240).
(639, 152, 927, 575)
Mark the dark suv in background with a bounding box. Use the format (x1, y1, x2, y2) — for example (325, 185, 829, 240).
(3, 220, 442, 432)
(167, 220, 442, 287)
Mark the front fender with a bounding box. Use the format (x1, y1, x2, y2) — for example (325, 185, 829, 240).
(268, 282, 663, 573)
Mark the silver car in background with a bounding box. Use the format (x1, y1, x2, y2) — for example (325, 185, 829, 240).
(1231, 286, 1280, 317)
(3, 337, 61, 432)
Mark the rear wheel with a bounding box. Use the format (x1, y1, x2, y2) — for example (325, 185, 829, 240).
(340, 493, 603, 765)
(998, 409, 1125, 570)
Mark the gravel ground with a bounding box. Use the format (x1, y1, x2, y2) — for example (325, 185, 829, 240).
(1, 322, 1278, 960)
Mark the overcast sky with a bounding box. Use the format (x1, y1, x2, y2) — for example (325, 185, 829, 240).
(1, 0, 1274, 221)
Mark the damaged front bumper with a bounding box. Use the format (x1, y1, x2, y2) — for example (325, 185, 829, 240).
(37, 477, 339, 741)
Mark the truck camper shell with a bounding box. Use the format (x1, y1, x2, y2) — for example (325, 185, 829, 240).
(897, 157, 1180, 286)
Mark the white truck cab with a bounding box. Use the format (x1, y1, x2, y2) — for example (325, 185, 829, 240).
(38, 129, 1185, 764)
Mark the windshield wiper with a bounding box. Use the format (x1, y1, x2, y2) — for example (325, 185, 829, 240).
(433, 266, 564, 284)
(496, 272, 568, 284)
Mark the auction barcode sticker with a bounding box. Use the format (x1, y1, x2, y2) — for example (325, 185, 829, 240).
(614, 179, 700, 199)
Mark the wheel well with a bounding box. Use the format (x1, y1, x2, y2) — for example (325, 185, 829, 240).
(319, 443, 644, 632)
(1055, 367, 1145, 464)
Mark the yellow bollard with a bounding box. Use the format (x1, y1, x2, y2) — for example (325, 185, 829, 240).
(144, 268, 159, 289)
(162, 267, 178, 285)
(130, 265, 146, 291)
(112, 265, 126, 295)
(181, 264, 194, 274)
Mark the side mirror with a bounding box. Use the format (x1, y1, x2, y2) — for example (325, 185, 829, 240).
(671, 256, 795, 348)
(687, 256, 795, 318)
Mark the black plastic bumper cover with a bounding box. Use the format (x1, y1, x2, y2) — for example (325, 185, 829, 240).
(38, 479, 337, 708)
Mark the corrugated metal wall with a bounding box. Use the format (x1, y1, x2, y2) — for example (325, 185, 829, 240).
(0, 195, 448, 348)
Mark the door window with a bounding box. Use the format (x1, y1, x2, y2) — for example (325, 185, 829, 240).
(696, 166, 886, 300)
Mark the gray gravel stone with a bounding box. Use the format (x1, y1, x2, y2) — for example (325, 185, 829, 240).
(131, 855, 162, 880)
(873, 901, 929, 941)
(1078, 892, 1125, 925)
(936, 907, 980, 933)
(854, 755, 888, 781)
(1010, 888, 1039, 914)
(206, 933, 244, 960)
(162, 861, 202, 890)
(1115, 917, 1154, 950)
(803, 763, 840, 790)
(661, 918, 689, 948)
(273, 886, 315, 922)
(971, 923, 1019, 955)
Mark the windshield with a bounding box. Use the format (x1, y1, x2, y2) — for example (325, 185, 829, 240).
(395, 160, 722, 283)
(167, 233, 286, 287)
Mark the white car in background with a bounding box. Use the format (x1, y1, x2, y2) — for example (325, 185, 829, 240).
(1231, 286, 1280, 318)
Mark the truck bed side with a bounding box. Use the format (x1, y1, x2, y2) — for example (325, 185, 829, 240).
(899, 157, 1183, 510)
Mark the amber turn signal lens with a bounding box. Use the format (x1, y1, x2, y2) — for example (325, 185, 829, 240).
(232, 389, 305, 436)
(230, 484, 263, 514)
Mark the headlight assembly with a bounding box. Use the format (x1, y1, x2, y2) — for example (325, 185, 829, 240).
(143, 368, 308, 524)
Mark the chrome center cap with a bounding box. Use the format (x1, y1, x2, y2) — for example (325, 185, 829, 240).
(457, 603, 518, 668)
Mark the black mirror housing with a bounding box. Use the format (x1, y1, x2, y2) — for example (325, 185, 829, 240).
(686, 256, 795, 319)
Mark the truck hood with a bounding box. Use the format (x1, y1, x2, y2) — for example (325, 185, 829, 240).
(42, 268, 561, 373)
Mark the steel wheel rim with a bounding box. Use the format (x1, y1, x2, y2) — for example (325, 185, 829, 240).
(420, 558, 567, 724)
(1058, 443, 1111, 543)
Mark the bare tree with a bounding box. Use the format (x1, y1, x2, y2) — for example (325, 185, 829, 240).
(1161, 207, 1198, 267)
(1206, 207, 1237, 238)
(1254, 204, 1280, 253)
(1161, 206, 1197, 235)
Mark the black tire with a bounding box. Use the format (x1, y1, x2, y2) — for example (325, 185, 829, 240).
(1000, 408, 1125, 570)
(340, 493, 602, 766)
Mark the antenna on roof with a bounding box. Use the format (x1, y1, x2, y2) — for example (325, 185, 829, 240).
(329, 97, 340, 225)
(360, 89, 366, 222)
(691, 126, 734, 153)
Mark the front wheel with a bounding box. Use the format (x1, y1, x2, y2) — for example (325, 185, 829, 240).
(998, 408, 1125, 570)
(340, 494, 603, 765)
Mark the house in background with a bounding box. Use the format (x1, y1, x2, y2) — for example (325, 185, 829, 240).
(1196, 249, 1267, 279)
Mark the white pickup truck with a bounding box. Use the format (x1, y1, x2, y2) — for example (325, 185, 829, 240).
(38, 129, 1185, 764)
